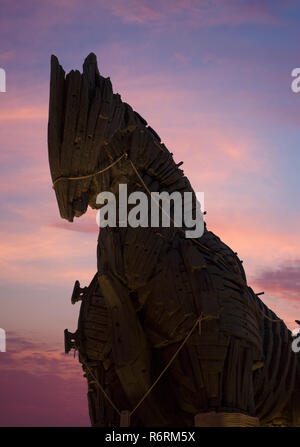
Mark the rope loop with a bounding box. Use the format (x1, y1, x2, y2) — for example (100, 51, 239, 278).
(52, 153, 127, 189)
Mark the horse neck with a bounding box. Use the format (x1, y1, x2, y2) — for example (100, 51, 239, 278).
(129, 126, 196, 197)
(97, 130, 202, 288)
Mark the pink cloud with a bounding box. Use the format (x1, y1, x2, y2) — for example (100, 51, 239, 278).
(0, 50, 15, 63)
(206, 215, 300, 329)
(0, 164, 50, 195)
(0, 217, 97, 285)
(101, 0, 282, 27)
(104, 0, 162, 24)
(51, 221, 98, 234)
(0, 0, 85, 37)
(0, 106, 47, 121)
(0, 334, 89, 426)
(254, 260, 300, 302)
(209, 211, 300, 267)
(173, 52, 189, 65)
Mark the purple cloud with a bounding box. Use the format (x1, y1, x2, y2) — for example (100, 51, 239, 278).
(254, 259, 300, 302)
(0, 334, 90, 426)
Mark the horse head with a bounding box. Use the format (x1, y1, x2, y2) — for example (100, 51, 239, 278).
(48, 53, 146, 222)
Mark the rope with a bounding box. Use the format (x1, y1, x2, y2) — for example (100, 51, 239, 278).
(52, 153, 127, 189)
(131, 313, 210, 416)
(254, 302, 283, 323)
(80, 312, 217, 421)
(83, 361, 121, 415)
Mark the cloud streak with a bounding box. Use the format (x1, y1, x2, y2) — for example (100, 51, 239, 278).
(254, 260, 300, 301)
(102, 0, 283, 27)
(0, 333, 89, 426)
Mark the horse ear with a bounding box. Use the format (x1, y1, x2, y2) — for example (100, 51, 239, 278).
(83, 53, 101, 99)
(48, 54, 72, 220)
(48, 54, 65, 183)
(83, 53, 100, 77)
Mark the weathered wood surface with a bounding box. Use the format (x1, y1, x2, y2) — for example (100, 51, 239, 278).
(49, 54, 300, 427)
(194, 411, 260, 427)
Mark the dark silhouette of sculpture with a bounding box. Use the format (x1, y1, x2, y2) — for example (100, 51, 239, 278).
(48, 53, 300, 427)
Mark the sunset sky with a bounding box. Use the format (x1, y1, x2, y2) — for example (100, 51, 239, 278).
(0, 0, 299, 426)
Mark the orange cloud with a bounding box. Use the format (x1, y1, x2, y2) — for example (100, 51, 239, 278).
(0, 106, 47, 121)
(0, 218, 97, 285)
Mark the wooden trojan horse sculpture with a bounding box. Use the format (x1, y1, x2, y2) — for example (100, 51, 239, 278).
(48, 53, 300, 427)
